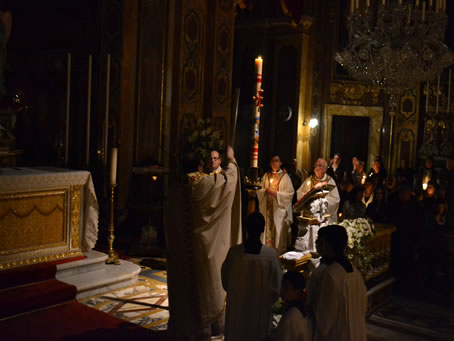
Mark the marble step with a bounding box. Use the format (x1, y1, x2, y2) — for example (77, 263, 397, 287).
(56, 250, 108, 279)
(56, 251, 141, 299)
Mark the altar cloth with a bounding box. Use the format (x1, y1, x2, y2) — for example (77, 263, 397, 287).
(0, 167, 99, 269)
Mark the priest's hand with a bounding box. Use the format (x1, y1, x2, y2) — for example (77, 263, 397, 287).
(226, 145, 235, 161)
(266, 189, 277, 198)
(314, 181, 328, 189)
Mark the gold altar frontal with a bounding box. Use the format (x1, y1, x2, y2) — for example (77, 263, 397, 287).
(0, 167, 99, 270)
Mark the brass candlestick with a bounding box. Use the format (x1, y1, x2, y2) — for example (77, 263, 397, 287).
(105, 183, 120, 265)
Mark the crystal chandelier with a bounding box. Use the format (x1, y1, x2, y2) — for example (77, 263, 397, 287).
(335, 0, 454, 102)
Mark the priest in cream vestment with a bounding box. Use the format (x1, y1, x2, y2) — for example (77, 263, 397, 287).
(295, 158, 340, 253)
(257, 154, 294, 255)
(166, 147, 242, 341)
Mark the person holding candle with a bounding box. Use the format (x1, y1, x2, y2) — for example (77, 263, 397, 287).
(414, 156, 438, 196)
(256, 154, 294, 255)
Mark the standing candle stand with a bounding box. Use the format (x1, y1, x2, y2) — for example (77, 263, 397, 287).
(106, 147, 120, 265)
(244, 56, 264, 214)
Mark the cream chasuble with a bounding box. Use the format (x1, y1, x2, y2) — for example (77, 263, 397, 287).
(295, 174, 340, 253)
(166, 161, 242, 340)
(257, 170, 294, 255)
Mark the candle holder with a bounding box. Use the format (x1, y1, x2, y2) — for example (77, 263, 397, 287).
(106, 183, 120, 265)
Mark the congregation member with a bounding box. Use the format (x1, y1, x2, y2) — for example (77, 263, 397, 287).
(327, 152, 345, 185)
(295, 158, 340, 253)
(257, 154, 294, 254)
(306, 225, 367, 341)
(351, 160, 366, 187)
(274, 271, 312, 341)
(166, 146, 242, 341)
(368, 156, 388, 187)
(394, 159, 414, 186)
(415, 156, 438, 195)
(221, 212, 282, 341)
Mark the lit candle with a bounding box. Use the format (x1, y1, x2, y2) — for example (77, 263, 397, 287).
(86, 54, 92, 167)
(105, 54, 111, 165)
(422, 1, 426, 20)
(255, 56, 263, 78)
(422, 182, 428, 191)
(110, 147, 118, 185)
(361, 174, 366, 185)
(251, 56, 263, 169)
(65, 52, 71, 166)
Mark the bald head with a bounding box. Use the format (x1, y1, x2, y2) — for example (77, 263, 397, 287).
(314, 158, 328, 179)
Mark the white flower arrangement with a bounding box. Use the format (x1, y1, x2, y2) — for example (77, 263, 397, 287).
(187, 118, 224, 161)
(339, 218, 375, 275)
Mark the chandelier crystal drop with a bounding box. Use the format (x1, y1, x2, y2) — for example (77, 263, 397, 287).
(335, 0, 454, 98)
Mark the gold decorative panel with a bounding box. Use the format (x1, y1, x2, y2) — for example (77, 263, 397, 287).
(0, 190, 68, 255)
(330, 83, 381, 106)
(71, 185, 81, 249)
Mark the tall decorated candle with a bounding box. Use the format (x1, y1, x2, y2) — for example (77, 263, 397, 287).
(110, 147, 118, 185)
(251, 56, 263, 169)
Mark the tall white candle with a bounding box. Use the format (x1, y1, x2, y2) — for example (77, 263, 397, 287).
(447, 68, 451, 113)
(86, 54, 92, 167)
(65, 52, 71, 165)
(110, 147, 118, 185)
(104, 54, 111, 165)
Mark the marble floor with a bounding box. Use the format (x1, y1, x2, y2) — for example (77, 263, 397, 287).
(79, 257, 454, 341)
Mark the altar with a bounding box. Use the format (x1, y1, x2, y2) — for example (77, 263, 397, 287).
(0, 167, 98, 270)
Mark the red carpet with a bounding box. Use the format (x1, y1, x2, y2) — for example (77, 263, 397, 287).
(0, 261, 167, 340)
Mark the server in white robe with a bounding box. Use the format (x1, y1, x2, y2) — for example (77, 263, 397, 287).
(306, 225, 367, 341)
(295, 158, 340, 253)
(275, 271, 312, 341)
(257, 154, 294, 255)
(222, 212, 282, 341)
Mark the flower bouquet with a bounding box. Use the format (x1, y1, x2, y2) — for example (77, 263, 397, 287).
(187, 118, 224, 161)
(339, 217, 375, 276)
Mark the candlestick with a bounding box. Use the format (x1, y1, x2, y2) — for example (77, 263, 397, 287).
(65, 53, 71, 166)
(104, 54, 111, 165)
(425, 81, 429, 112)
(422, 1, 426, 20)
(105, 184, 120, 265)
(436, 74, 440, 115)
(86, 54, 92, 167)
(110, 147, 118, 185)
(448, 68, 451, 113)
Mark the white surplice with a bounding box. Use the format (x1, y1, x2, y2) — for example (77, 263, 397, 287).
(275, 307, 312, 341)
(165, 161, 242, 340)
(221, 244, 282, 341)
(257, 170, 294, 254)
(306, 262, 368, 341)
(295, 174, 340, 253)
